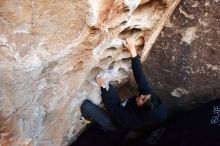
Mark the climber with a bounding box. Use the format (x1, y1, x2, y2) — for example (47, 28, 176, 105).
(80, 38, 167, 132)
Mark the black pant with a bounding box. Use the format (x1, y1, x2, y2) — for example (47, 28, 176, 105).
(81, 99, 118, 131)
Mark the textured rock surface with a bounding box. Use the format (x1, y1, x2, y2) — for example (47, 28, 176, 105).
(0, 0, 179, 145)
(144, 0, 220, 113)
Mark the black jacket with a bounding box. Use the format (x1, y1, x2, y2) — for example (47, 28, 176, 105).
(101, 56, 167, 131)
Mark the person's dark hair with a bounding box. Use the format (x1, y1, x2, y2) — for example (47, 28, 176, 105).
(141, 93, 160, 110)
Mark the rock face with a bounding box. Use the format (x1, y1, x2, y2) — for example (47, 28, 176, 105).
(143, 0, 220, 113)
(0, 0, 179, 145)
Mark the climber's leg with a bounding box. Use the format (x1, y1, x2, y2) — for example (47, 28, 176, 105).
(81, 99, 118, 131)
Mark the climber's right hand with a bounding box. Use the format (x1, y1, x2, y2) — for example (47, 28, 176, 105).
(124, 38, 137, 58)
(96, 76, 105, 88)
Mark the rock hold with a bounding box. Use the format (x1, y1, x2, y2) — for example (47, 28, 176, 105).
(0, 0, 180, 145)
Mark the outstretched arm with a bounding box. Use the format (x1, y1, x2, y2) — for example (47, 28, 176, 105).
(101, 85, 121, 113)
(131, 56, 151, 95)
(124, 38, 151, 95)
(96, 77, 121, 113)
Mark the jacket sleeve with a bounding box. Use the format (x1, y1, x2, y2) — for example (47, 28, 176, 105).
(101, 87, 142, 130)
(131, 55, 151, 95)
(101, 85, 121, 113)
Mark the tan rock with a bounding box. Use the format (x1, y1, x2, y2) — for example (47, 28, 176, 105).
(0, 0, 180, 145)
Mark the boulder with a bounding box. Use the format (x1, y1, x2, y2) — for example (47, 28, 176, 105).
(0, 0, 179, 145)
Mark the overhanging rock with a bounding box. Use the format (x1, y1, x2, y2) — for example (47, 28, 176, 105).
(0, 0, 180, 145)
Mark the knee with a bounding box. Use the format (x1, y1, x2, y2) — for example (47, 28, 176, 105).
(81, 99, 92, 112)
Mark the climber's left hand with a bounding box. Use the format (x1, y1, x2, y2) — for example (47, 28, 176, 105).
(124, 38, 137, 58)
